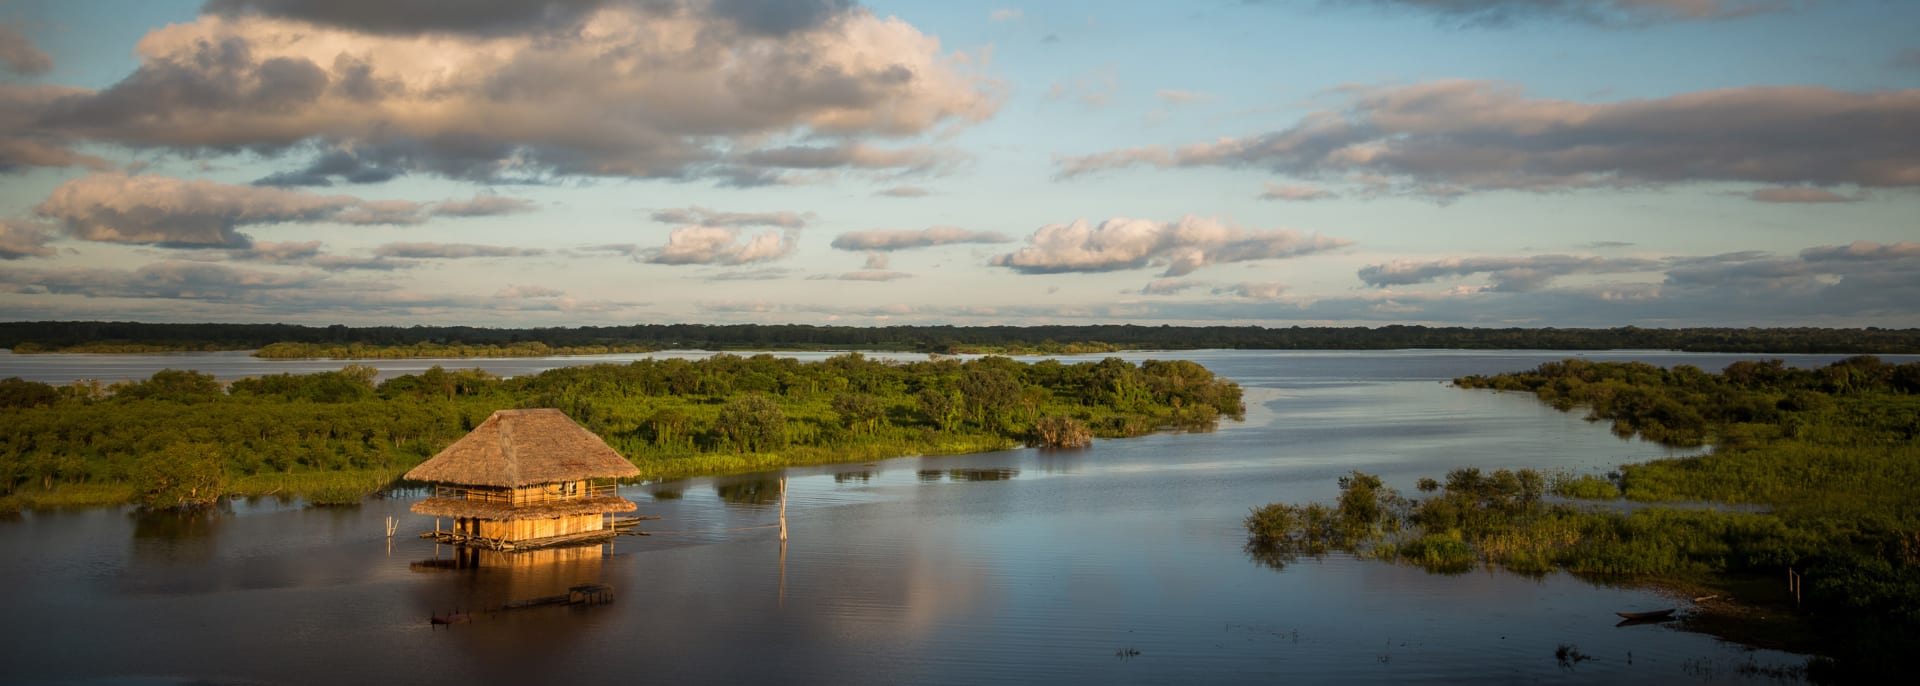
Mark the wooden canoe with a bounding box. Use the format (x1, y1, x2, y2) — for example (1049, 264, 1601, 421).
(1614, 608, 1676, 621)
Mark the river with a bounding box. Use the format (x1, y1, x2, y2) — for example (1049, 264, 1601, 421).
(2, 349, 1898, 685)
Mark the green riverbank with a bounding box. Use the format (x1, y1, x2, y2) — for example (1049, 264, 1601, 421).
(1, 354, 1243, 511)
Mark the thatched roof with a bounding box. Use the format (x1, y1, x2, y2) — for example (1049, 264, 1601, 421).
(404, 408, 640, 487)
(411, 496, 637, 521)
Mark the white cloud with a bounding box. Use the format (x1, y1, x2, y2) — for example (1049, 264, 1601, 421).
(991, 216, 1351, 277)
(14, 2, 1000, 185)
(1358, 254, 1662, 291)
(831, 226, 1012, 251)
(645, 226, 796, 265)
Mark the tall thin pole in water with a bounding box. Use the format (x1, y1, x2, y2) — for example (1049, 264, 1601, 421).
(778, 476, 789, 608)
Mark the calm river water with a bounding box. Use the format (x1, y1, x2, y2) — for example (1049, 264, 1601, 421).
(3, 349, 1902, 685)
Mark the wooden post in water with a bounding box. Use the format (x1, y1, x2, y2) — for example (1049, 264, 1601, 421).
(779, 477, 788, 543)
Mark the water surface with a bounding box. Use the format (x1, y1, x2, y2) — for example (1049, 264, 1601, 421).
(5, 349, 1897, 684)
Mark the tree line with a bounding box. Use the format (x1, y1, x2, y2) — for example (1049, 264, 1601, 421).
(4, 321, 1918, 355)
(0, 353, 1243, 510)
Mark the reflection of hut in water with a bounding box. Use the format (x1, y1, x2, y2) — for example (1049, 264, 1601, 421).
(406, 409, 640, 551)
(412, 545, 610, 606)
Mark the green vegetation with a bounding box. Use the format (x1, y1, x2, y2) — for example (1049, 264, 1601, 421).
(1247, 355, 1920, 679)
(5, 321, 1918, 355)
(0, 354, 1242, 510)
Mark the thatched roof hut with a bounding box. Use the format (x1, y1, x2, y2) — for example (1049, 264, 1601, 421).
(407, 408, 640, 550)
(405, 408, 639, 487)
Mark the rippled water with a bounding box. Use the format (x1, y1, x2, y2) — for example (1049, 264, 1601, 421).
(4, 349, 1902, 685)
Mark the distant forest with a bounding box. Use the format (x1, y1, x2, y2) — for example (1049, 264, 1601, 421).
(2, 321, 1918, 355)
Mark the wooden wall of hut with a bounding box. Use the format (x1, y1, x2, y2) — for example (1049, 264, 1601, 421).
(472, 513, 604, 543)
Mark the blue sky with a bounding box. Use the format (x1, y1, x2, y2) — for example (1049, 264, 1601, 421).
(0, 0, 1915, 327)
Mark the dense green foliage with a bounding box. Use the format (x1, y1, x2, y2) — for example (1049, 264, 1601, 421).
(5, 321, 1918, 355)
(0, 354, 1242, 511)
(1249, 355, 1920, 677)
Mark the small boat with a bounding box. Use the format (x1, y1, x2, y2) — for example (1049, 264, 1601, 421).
(1614, 608, 1676, 621)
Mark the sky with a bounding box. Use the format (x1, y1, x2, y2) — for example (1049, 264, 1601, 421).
(0, 0, 1915, 329)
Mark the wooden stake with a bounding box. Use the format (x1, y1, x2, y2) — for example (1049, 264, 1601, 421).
(778, 476, 788, 543)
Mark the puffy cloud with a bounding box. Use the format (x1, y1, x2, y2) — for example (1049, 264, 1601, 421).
(991, 216, 1351, 277)
(203, 0, 621, 37)
(0, 221, 56, 259)
(36, 173, 358, 246)
(1748, 187, 1859, 203)
(645, 226, 795, 265)
(1358, 254, 1662, 291)
(1258, 182, 1336, 201)
(831, 225, 1012, 251)
(1057, 80, 1920, 197)
(373, 243, 548, 259)
(875, 185, 932, 197)
(32, 173, 540, 246)
(19, 2, 997, 185)
(651, 206, 812, 229)
(1353, 0, 1800, 27)
(0, 23, 51, 75)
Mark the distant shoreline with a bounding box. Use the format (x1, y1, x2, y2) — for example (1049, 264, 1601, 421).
(4, 321, 1918, 356)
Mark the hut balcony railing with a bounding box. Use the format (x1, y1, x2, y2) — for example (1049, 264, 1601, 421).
(435, 484, 618, 505)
